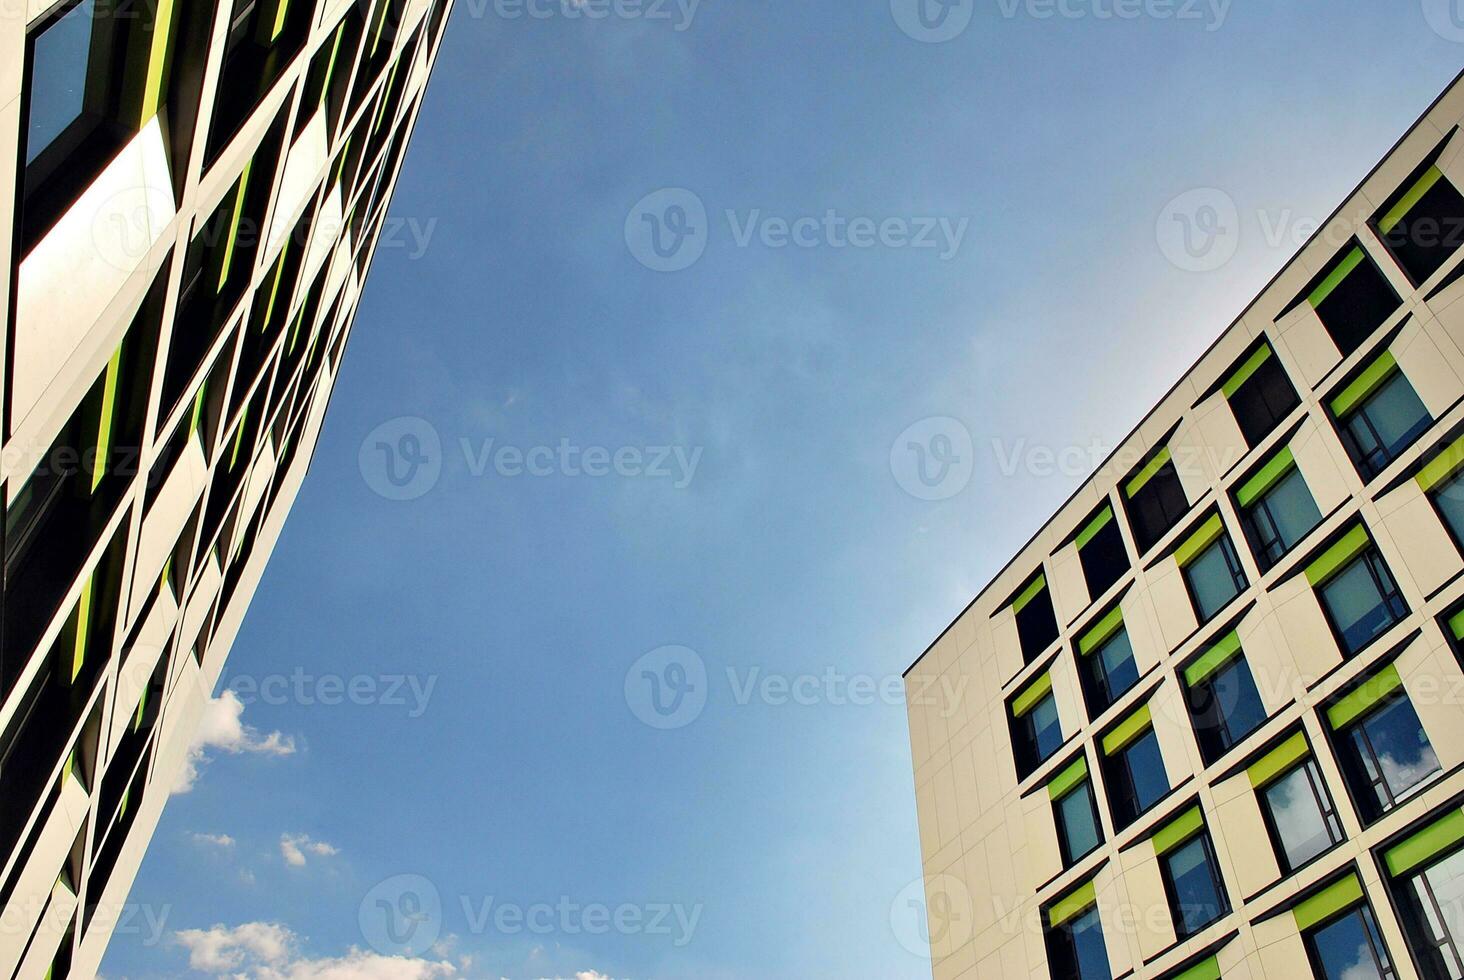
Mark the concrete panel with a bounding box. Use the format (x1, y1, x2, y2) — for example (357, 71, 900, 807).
(1276, 302, 1341, 389)
(1271, 576, 1343, 686)
(1291, 419, 1355, 515)
(1394, 320, 1463, 420)
(1149, 560, 1198, 651)
(1375, 481, 1463, 599)
(1049, 544, 1089, 626)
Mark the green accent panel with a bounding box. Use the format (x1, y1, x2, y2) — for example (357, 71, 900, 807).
(1247, 732, 1311, 789)
(1326, 664, 1403, 730)
(1011, 672, 1053, 718)
(230, 407, 250, 470)
(262, 239, 292, 330)
(1168, 956, 1221, 980)
(1047, 881, 1097, 928)
(1385, 808, 1464, 877)
(1183, 632, 1244, 687)
(271, 0, 293, 42)
(369, 0, 392, 56)
(1223, 344, 1274, 399)
(1330, 352, 1399, 418)
(1152, 806, 1204, 856)
(1237, 447, 1297, 508)
(218, 159, 256, 292)
(321, 22, 346, 103)
(1012, 574, 1048, 615)
(1293, 873, 1365, 932)
(189, 381, 208, 439)
(1078, 606, 1125, 656)
(1306, 525, 1372, 588)
(1125, 448, 1172, 499)
(1075, 505, 1115, 551)
(139, 0, 177, 123)
(1102, 704, 1152, 756)
(1417, 433, 1464, 492)
(373, 60, 402, 135)
(71, 576, 94, 683)
(1174, 513, 1225, 568)
(1450, 607, 1464, 642)
(1309, 247, 1366, 309)
(161, 557, 173, 596)
(91, 344, 124, 494)
(1380, 166, 1445, 235)
(335, 136, 354, 186)
(1048, 757, 1089, 801)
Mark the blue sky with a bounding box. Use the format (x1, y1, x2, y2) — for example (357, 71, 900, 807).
(101, 3, 1464, 978)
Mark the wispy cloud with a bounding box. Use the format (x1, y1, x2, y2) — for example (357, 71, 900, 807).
(279, 834, 339, 868)
(189, 832, 236, 849)
(174, 691, 297, 794)
(172, 921, 460, 978)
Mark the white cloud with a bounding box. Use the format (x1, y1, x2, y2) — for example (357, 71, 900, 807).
(190, 832, 236, 848)
(175, 922, 294, 972)
(172, 922, 458, 979)
(279, 834, 340, 868)
(175, 691, 297, 793)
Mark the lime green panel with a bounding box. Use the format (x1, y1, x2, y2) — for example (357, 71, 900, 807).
(1450, 607, 1464, 642)
(1385, 808, 1464, 877)
(1222, 344, 1274, 399)
(1075, 505, 1115, 551)
(1293, 873, 1365, 932)
(1047, 880, 1097, 928)
(71, 576, 94, 683)
(1326, 664, 1404, 730)
(1183, 632, 1243, 687)
(139, 0, 177, 123)
(1417, 433, 1464, 492)
(91, 344, 124, 494)
(1174, 514, 1225, 568)
(1152, 806, 1204, 856)
(218, 159, 256, 292)
(1102, 704, 1152, 756)
(1048, 757, 1089, 801)
(321, 21, 346, 104)
(1308, 247, 1365, 309)
(262, 239, 293, 331)
(1012, 672, 1054, 718)
(1379, 166, 1445, 235)
(1012, 574, 1048, 615)
(271, 0, 293, 42)
(1078, 606, 1125, 656)
(1125, 448, 1172, 499)
(1236, 448, 1297, 508)
(1306, 525, 1372, 588)
(1247, 732, 1311, 789)
(1168, 956, 1221, 980)
(1330, 352, 1399, 418)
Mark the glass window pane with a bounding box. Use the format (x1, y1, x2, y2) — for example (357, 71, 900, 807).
(1362, 696, 1440, 803)
(1186, 540, 1243, 622)
(1097, 631, 1138, 702)
(27, 0, 98, 165)
(1435, 473, 1464, 545)
(1058, 787, 1101, 862)
(1262, 763, 1335, 870)
(1165, 837, 1224, 936)
(1310, 909, 1387, 980)
(1320, 559, 1395, 653)
(1261, 470, 1322, 553)
(1124, 730, 1169, 814)
(1032, 695, 1063, 760)
(1068, 907, 1113, 980)
(1422, 850, 1464, 971)
(1209, 659, 1267, 748)
(1361, 374, 1431, 459)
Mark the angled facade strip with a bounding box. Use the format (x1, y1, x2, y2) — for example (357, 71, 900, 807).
(0, 0, 453, 974)
(906, 72, 1464, 980)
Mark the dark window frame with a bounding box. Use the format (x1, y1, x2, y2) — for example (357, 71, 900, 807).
(1301, 902, 1399, 980)
(1255, 757, 1346, 875)
(1157, 829, 1230, 940)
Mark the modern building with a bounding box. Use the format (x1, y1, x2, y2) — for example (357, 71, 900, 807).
(0, 0, 452, 974)
(905, 72, 1464, 980)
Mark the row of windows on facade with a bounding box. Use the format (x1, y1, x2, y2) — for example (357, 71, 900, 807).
(1042, 795, 1464, 980)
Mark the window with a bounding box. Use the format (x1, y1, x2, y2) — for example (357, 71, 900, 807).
(1300, 244, 1403, 357)
(205, 0, 313, 160)
(1307, 526, 1408, 656)
(1012, 573, 1059, 663)
(1332, 353, 1434, 481)
(1153, 808, 1229, 939)
(1375, 157, 1464, 285)
(1295, 875, 1397, 980)
(1045, 882, 1113, 980)
(1384, 807, 1464, 980)
(1223, 342, 1300, 446)
(1010, 673, 1063, 779)
(1077, 607, 1139, 716)
(1177, 515, 1248, 624)
(1049, 756, 1103, 868)
(1181, 632, 1267, 765)
(1417, 435, 1464, 551)
(1100, 704, 1168, 829)
(1124, 448, 1190, 554)
(1237, 448, 1322, 570)
(1328, 665, 1441, 824)
(1247, 733, 1344, 873)
(1075, 504, 1129, 599)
